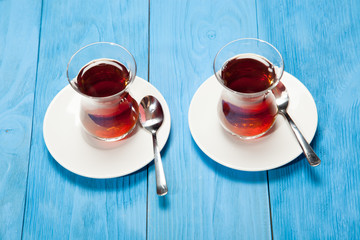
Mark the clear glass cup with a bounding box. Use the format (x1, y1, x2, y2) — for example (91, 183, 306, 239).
(67, 42, 139, 142)
(214, 38, 284, 139)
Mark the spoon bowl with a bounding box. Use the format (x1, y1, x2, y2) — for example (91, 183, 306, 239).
(139, 96, 164, 132)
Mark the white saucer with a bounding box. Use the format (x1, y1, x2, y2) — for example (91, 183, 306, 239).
(43, 77, 171, 179)
(188, 72, 318, 171)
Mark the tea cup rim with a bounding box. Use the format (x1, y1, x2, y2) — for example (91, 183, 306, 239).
(66, 42, 137, 100)
(213, 38, 284, 97)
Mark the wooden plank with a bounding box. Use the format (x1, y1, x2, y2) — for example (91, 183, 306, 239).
(22, 0, 149, 239)
(0, 0, 42, 239)
(148, 0, 271, 239)
(257, 0, 360, 238)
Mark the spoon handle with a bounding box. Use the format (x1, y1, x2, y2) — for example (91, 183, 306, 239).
(152, 132, 168, 196)
(280, 110, 321, 166)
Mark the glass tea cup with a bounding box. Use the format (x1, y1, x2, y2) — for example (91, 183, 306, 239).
(67, 42, 139, 142)
(214, 38, 284, 139)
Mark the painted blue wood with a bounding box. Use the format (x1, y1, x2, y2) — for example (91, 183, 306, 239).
(257, 0, 360, 238)
(2, 0, 358, 238)
(147, 0, 271, 239)
(22, 0, 149, 239)
(0, 0, 42, 239)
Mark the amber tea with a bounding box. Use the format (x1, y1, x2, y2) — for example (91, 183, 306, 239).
(77, 59, 139, 139)
(219, 55, 277, 137)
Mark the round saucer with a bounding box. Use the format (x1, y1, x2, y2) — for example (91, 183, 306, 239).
(188, 72, 318, 171)
(43, 77, 171, 178)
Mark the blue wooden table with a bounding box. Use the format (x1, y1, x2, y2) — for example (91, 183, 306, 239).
(1, 0, 359, 239)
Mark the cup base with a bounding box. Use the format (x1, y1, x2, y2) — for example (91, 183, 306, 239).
(219, 119, 276, 140)
(81, 122, 138, 148)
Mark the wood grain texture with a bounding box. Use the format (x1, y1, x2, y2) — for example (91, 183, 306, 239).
(147, 0, 271, 239)
(0, 0, 41, 239)
(22, 0, 149, 239)
(3, 0, 358, 238)
(257, 0, 360, 238)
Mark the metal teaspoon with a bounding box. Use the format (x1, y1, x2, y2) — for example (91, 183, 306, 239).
(272, 81, 321, 166)
(139, 95, 168, 196)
